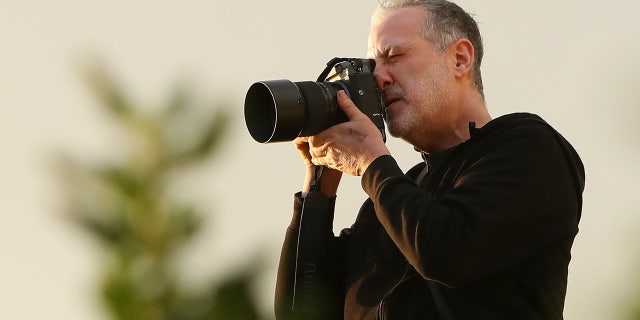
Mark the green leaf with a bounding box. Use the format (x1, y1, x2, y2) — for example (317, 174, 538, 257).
(208, 274, 260, 320)
(169, 109, 231, 165)
(96, 165, 146, 199)
(68, 208, 128, 246)
(83, 62, 134, 119)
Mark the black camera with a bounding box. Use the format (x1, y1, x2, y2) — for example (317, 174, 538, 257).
(244, 57, 386, 143)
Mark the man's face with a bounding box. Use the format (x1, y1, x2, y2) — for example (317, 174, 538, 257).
(368, 6, 455, 149)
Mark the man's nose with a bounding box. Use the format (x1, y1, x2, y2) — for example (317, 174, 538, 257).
(373, 64, 393, 91)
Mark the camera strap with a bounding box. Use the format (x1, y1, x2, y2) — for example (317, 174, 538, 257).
(316, 57, 347, 81)
(308, 165, 325, 193)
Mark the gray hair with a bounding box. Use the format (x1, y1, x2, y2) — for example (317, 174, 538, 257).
(376, 0, 484, 96)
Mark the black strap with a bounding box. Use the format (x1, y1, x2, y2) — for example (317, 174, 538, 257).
(308, 165, 325, 193)
(316, 57, 348, 82)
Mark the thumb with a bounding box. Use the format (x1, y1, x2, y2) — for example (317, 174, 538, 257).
(337, 90, 367, 121)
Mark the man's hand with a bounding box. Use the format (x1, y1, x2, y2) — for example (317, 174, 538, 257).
(294, 136, 342, 197)
(307, 91, 390, 176)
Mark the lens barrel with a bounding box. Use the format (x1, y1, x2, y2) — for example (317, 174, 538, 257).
(245, 80, 303, 143)
(244, 79, 346, 143)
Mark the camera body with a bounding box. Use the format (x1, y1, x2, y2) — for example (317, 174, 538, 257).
(244, 57, 386, 143)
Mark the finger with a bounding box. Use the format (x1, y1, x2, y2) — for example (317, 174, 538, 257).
(294, 137, 308, 151)
(310, 149, 324, 166)
(293, 137, 314, 165)
(309, 144, 326, 159)
(337, 90, 367, 121)
(293, 136, 309, 145)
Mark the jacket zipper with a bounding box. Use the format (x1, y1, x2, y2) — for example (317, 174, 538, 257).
(377, 293, 388, 320)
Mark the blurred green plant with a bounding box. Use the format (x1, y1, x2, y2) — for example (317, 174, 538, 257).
(57, 62, 266, 320)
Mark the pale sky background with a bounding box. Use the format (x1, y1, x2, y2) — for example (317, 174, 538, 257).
(1, 0, 639, 319)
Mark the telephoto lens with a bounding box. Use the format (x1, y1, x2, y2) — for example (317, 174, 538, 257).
(244, 79, 346, 143)
(244, 57, 385, 144)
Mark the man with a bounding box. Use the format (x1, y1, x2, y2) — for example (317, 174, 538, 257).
(274, 0, 585, 319)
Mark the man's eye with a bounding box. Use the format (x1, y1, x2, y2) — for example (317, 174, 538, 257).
(388, 54, 400, 62)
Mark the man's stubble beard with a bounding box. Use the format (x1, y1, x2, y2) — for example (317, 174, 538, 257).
(385, 61, 450, 143)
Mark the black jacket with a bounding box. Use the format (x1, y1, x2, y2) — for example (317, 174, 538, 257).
(275, 113, 585, 320)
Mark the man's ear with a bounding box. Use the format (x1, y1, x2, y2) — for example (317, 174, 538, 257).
(452, 38, 474, 78)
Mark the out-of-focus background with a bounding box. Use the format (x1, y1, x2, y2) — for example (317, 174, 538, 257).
(1, 0, 639, 319)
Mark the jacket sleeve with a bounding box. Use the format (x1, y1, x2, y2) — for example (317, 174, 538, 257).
(361, 122, 584, 287)
(274, 191, 345, 320)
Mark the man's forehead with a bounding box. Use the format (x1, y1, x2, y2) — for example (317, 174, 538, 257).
(370, 6, 426, 28)
(368, 7, 425, 57)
